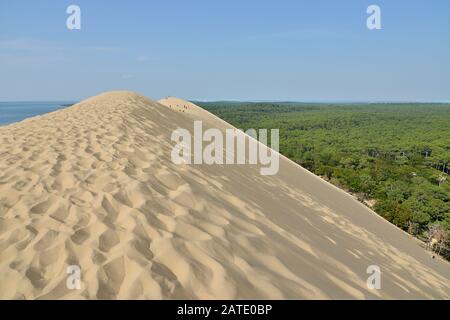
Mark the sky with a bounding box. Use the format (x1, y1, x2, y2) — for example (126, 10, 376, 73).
(0, 0, 449, 102)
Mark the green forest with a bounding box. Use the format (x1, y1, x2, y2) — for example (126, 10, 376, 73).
(197, 101, 450, 259)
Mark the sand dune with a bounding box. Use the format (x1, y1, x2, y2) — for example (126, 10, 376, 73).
(0, 91, 448, 299)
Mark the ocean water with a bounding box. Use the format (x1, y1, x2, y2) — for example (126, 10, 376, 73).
(0, 101, 75, 126)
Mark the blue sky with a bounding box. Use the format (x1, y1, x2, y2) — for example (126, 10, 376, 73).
(0, 0, 449, 101)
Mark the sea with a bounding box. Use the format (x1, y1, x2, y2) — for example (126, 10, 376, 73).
(0, 101, 75, 126)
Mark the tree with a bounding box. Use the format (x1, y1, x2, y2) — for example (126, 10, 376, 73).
(427, 224, 449, 256)
(437, 174, 447, 187)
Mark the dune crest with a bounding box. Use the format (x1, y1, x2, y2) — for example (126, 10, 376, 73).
(0, 91, 448, 299)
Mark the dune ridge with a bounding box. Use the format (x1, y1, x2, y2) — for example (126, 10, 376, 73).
(0, 91, 448, 299)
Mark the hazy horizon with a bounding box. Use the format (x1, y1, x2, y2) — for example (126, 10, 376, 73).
(1, 97, 450, 104)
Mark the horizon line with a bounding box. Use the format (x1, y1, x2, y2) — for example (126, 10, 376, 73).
(2, 98, 450, 104)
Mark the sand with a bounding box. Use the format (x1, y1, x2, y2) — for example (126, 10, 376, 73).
(0, 91, 448, 299)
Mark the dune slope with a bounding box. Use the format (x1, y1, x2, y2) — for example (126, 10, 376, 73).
(0, 91, 448, 299)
